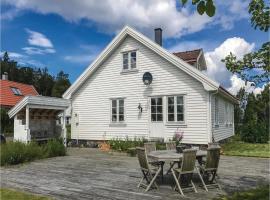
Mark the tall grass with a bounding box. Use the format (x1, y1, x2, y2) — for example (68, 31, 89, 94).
(0, 139, 66, 166)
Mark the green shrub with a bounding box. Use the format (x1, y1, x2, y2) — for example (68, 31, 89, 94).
(108, 137, 147, 152)
(44, 139, 66, 157)
(1, 139, 66, 166)
(241, 120, 269, 143)
(66, 125, 71, 140)
(1, 141, 43, 165)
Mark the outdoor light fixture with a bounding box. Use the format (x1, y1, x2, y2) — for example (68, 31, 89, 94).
(142, 72, 153, 85)
(138, 103, 143, 113)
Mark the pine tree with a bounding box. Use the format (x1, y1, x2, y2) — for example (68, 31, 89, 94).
(51, 71, 71, 97)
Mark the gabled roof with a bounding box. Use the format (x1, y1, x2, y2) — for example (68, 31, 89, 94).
(63, 26, 237, 104)
(173, 49, 201, 65)
(8, 96, 70, 118)
(0, 80, 39, 107)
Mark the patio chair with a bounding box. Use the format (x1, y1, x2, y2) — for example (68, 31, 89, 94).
(196, 147, 221, 192)
(144, 142, 165, 181)
(171, 149, 198, 196)
(136, 147, 162, 192)
(165, 142, 178, 174)
(166, 142, 176, 150)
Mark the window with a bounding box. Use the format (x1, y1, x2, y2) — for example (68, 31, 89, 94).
(214, 97, 219, 125)
(11, 87, 22, 95)
(122, 51, 136, 70)
(151, 97, 163, 121)
(225, 102, 228, 125)
(111, 99, 125, 122)
(167, 96, 184, 122)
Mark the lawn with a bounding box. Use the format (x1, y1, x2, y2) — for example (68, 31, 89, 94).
(215, 185, 269, 200)
(221, 138, 270, 158)
(0, 188, 51, 200)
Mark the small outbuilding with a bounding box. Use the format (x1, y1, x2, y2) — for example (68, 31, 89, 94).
(8, 96, 70, 145)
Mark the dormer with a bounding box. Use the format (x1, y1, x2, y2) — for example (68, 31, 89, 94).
(173, 49, 207, 71)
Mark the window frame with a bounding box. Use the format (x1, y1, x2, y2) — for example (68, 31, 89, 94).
(166, 95, 185, 124)
(150, 97, 163, 122)
(10, 87, 22, 96)
(110, 98, 125, 123)
(122, 50, 137, 71)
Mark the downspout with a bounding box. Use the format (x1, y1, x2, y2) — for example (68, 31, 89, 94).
(209, 90, 218, 143)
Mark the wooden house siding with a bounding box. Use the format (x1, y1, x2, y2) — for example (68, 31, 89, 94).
(211, 94, 234, 142)
(71, 36, 210, 144)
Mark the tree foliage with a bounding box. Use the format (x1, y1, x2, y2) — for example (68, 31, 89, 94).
(181, 0, 216, 17)
(0, 52, 70, 97)
(52, 71, 71, 97)
(222, 0, 270, 85)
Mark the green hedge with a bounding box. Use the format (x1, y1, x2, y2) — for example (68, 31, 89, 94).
(108, 137, 166, 156)
(1, 139, 66, 166)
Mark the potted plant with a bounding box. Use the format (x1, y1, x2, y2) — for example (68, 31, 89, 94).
(173, 128, 185, 153)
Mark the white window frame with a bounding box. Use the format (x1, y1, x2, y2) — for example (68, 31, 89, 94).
(166, 95, 185, 123)
(122, 50, 137, 71)
(229, 104, 233, 126)
(11, 87, 22, 95)
(111, 98, 125, 123)
(214, 97, 219, 126)
(150, 97, 163, 122)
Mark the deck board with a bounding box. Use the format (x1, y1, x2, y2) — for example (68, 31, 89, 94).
(1, 148, 269, 200)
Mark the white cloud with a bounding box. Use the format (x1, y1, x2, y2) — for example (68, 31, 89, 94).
(26, 29, 53, 48)
(63, 44, 101, 63)
(228, 75, 267, 96)
(0, 51, 24, 59)
(22, 47, 55, 55)
(2, 0, 248, 38)
(204, 37, 255, 88)
(0, 51, 45, 67)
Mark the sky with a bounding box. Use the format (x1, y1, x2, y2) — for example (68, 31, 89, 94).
(1, 0, 268, 95)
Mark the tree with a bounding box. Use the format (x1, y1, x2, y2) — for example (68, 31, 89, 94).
(234, 88, 245, 133)
(222, 0, 269, 85)
(51, 71, 71, 97)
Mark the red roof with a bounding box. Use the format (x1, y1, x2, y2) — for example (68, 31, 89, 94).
(173, 49, 201, 65)
(0, 80, 39, 107)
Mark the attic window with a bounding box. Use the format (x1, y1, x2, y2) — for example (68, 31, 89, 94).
(122, 51, 136, 70)
(11, 87, 22, 96)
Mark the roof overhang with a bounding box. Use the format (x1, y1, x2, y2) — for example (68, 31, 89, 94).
(8, 96, 71, 118)
(63, 26, 220, 99)
(218, 86, 239, 104)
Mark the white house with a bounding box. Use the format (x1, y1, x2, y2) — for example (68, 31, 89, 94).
(63, 26, 238, 144)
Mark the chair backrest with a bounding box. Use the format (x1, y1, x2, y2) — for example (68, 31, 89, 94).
(136, 147, 149, 171)
(181, 149, 197, 173)
(144, 142, 156, 154)
(205, 147, 221, 170)
(166, 142, 176, 150)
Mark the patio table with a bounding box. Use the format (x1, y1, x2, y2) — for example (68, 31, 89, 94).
(148, 149, 207, 163)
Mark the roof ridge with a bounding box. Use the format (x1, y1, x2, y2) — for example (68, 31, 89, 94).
(173, 48, 202, 54)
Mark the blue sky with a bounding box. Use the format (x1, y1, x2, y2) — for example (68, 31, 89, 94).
(1, 0, 268, 94)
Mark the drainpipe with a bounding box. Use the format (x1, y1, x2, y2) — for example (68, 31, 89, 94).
(209, 90, 218, 143)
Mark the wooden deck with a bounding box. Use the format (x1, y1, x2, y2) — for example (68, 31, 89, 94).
(1, 148, 269, 200)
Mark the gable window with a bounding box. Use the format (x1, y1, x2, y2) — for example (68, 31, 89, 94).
(11, 87, 22, 95)
(151, 97, 163, 121)
(214, 97, 219, 125)
(111, 99, 125, 122)
(122, 51, 136, 70)
(167, 96, 184, 122)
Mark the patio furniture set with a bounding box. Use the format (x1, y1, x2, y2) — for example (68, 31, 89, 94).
(136, 142, 221, 196)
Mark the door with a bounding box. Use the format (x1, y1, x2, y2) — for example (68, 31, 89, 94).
(149, 97, 164, 138)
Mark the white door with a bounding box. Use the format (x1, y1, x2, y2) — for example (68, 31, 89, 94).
(149, 97, 164, 138)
